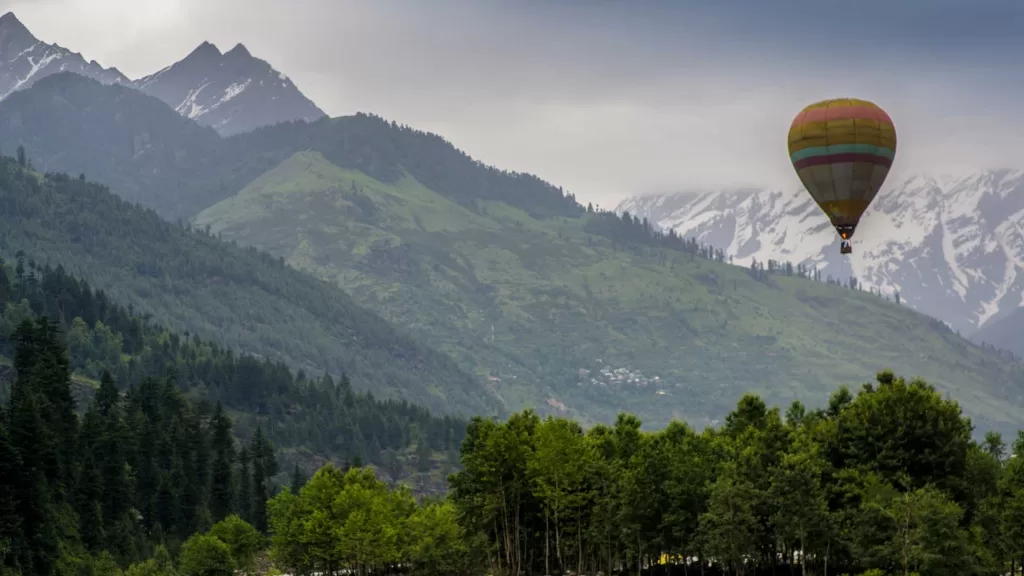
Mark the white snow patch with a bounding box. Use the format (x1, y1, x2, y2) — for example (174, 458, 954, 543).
(219, 79, 251, 103)
(10, 42, 40, 62)
(174, 81, 212, 119)
(940, 218, 969, 300)
(1, 49, 63, 100)
(977, 255, 1015, 326)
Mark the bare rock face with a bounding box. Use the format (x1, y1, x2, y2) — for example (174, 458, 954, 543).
(134, 41, 326, 137)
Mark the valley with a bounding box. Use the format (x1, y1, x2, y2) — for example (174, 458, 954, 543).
(1, 5, 1024, 575)
(0, 68, 1017, 434)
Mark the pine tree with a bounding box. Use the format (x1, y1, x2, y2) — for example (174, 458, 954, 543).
(7, 323, 61, 575)
(96, 370, 119, 417)
(76, 406, 107, 551)
(290, 464, 306, 494)
(0, 419, 24, 572)
(237, 446, 252, 523)
(209, 403, 235, 522)
(249, 427, 276, 533)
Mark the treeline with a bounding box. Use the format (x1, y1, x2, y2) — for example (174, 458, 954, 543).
(0, 249, 467, 482)
(0, 316, 277, 574)
(448, 371, 1024, 576)
(586, 208, 905, 302)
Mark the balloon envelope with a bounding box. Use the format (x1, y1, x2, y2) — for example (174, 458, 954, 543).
(787, 98, 896, 237)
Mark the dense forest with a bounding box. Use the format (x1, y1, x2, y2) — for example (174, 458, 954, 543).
(0, 315, 467, 576)
(0, 235, 468, 487)
(3, 261, 1022, 575)
(28, 367, 1020, 576)
(0, 314, 278, 574)
(448, 373, 1024, 576)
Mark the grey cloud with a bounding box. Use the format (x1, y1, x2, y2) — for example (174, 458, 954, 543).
(6, 0, 1024, 205)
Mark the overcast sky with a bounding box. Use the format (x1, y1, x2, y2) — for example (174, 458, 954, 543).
(8, 0, 1024, 206)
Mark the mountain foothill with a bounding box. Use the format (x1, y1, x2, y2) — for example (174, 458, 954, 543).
(0, 10, 1022, 476)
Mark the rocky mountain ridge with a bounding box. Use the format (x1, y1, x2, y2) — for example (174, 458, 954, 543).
(0, 11, 325, 136)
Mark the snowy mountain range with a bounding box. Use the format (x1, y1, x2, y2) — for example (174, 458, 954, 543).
(135, 41, 325, 137)
(0, 12, 130, 101)
(0, 12, 325, 136)
(616, 171, 1024, 348)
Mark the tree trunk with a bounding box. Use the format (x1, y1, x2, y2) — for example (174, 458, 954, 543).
(494, 518, 504, 575)
(799, 535, 805, 576)
(578, 506, 583, 575)
(545, 510, 550, 576)
(555, 500, 562, 572)
(515, 496, 522, 576)
(823, 538, 829, 576)
(637, 532, 643, 576)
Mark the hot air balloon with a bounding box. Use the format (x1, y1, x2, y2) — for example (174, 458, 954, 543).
(787, 98, 896, 255)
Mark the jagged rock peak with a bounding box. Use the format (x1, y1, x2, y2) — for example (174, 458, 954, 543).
(186, 40, 223, 60)
(225, 43, 251, 58)
(0, 12, 36, 49)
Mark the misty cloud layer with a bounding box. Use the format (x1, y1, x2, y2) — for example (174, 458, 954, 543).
(8, 0, 1024, 205)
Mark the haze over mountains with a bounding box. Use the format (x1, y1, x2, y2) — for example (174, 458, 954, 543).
(0, 10, 1022, 435)
(0, 12, 324, 136)
(618, 172, 1024, 358)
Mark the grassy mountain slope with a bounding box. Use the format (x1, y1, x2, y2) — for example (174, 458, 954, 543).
(192, 150, 1024, 433)
(0, 156, 500, 417)
(2, 74, 1022, 433)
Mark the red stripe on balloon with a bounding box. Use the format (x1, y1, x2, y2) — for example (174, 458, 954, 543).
(792, 153, 893, 170)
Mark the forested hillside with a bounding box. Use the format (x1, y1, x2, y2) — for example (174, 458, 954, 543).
(192, 150, 1024, 434)
(0, 73, 580, 223)
(0, 153, 501, 418)
(0, 314, 468, 576)
(17, 358, 1024, 575)
(0, 314, 278, 574)
(0, 248, 469, 494)
(2, 73, 1023, 435)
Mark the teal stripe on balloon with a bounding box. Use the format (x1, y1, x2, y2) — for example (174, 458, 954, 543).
(790, 144, 895, 163)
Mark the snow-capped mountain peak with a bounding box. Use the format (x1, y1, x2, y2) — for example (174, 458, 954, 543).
(0, 12, 129, 102)
(1, 13, 328, 138)
(132, 40, 326, 137)
(617, 171, 1024, 336)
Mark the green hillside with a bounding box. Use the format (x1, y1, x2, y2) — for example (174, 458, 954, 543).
(0, 156, 500, 417)
(193, 150, 1024, 433)
(2, 74, 1022, 433)
(0, 247, 467, 491)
